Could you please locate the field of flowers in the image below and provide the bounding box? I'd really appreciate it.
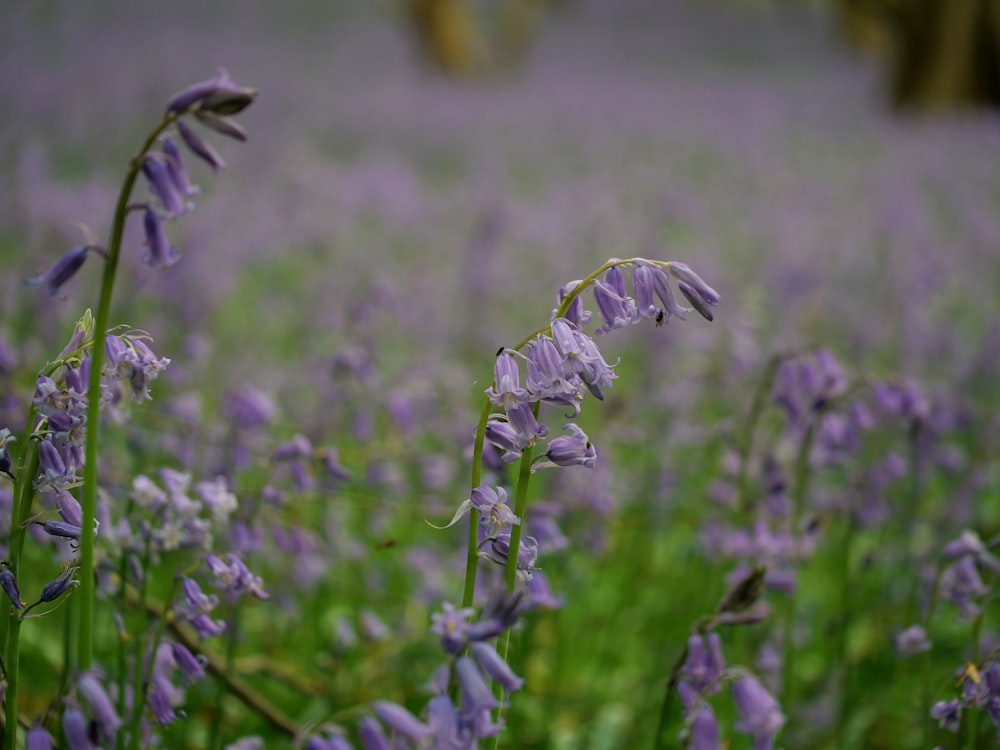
[2,1,1000,748]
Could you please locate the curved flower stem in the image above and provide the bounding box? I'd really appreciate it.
[79,113,176,671]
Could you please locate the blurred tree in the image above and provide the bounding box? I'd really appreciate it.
[839,0,1000,110]
[401,0,569,75]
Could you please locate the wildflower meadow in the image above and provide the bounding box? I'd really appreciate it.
[2,2,1000,749]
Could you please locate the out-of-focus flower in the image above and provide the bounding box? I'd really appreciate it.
[25,246,92,298]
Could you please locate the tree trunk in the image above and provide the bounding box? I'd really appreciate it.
[839,0,1000,111]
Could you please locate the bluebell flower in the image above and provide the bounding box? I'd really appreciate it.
[895,624,931,656]
[141,156,189,218]
[688,707,722,750]
[25,246,91,298]
[38,565,79,603]
[931,700,961,732]
[162,136,200,197]
[470,641,524,692]
[357,716,391,750]
[25,720,53,750]
[486,352,530,412]
[205,553,269,600]
[62,707,93,750]
[732,675,785,743]
[538,424,596,469]
[372,701,431,741]
[178,119,227,171]
[77,671,122,740]
[172,642,207,684]
[142,208,182,268]
[0,562,23,609]
[430,602,475,653]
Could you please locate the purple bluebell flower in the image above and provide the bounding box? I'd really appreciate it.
[526,570,564,609]
[62,707,94,750]
[553,280,592,327]
[77,671,122,739]
[668,262,721,305]
[195,110,248,141]
[56,490,84,528]
[677,281,715,322]
[732,675,785,741]
[895,625,931,656]
[177,577,226,640]
[357,717,391,750]
[162,136,199,196]
[484,419,528,463]
[931,700,961,732]
[639,260,688,322]
[38,565,78,603]
[166,68,251,114]
[177,119,227,171]
[470,641,524,692]
[455,656,500,713]
[205,553,269,600]
[273,433,313,461]
[593,265,638,333]
[486,533,539,579]
[196,476,239,523]
[0,428,14,479]
[26,721,54,750]
[0,562,23,609]
[148,672,179,726]
[941,555,988,620]
[426,695,475,749]
[224,384,277,429]
[525,335,584,415]
[688,707,721,750]
[35,437,76,492]
[469,485,519,536]
[172,642,207,684]
[373,701,431,741]
[41,520,82,540]
[25,246,91,298]
[631,263,659,320]
[360,609,391,641]
[142,156,189,217]
[103,335,171,403]
[142,208,182,268]
[486,352,530,413]
[431,602,476,653]
[944,530,1000,574]
[541,423,596,469]
[683,633,726,694]
[506,402,548,446]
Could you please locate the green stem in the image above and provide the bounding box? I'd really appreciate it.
[208,599,245,750]
[833,514,856,748]
[3,413,40,750]
[504,440,536,593]
[736,353,787,514]
[127,538,160,750]
[462,397,494,608]
[781,416,819,712]
[653,643,691,750]
[79,114,176,671]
